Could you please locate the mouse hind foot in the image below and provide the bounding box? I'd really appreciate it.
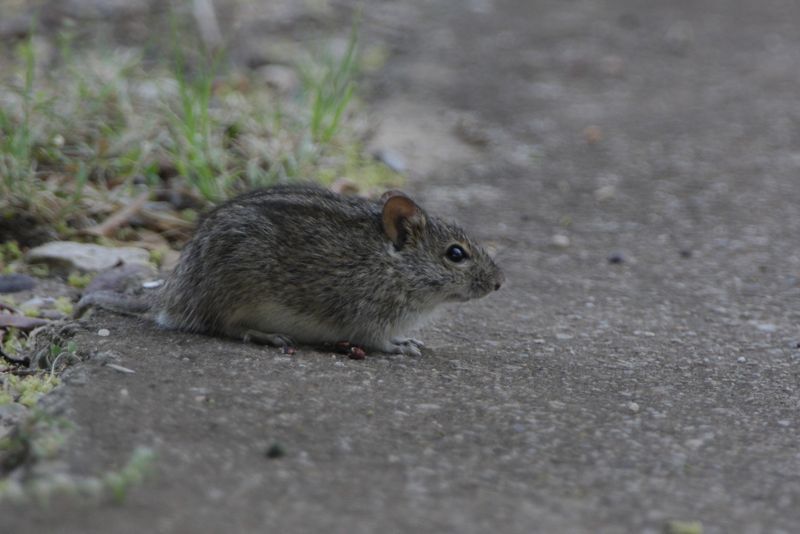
[241,329,295,349]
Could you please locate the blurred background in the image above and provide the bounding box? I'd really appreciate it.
[1,0,402,251]
[2,1,800,532]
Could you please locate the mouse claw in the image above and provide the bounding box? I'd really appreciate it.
[391,337,425,349]
[386,338,424,357]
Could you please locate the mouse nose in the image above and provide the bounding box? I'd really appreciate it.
[493,270,505,291]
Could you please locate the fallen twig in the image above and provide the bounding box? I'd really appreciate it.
[84,191,150,237]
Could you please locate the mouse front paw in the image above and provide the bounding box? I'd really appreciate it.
[385,337,425,357]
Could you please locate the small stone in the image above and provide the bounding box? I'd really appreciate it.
[551,234,570,248]
[20,296,49,310]
[777,420,791,428]
[555,333,574,341]
[97,329,111,337]
[627,401,640,413]
[0,314,49,331]
[737,356,746,363]
[373,148,407,173]
[26,241,150,273]
[594,185,616,201]
[583,125,603,144]
[755,323,777,333]
[265,442,286,459]
[684,438,704,450]
[679,249,692,259]
[607,252,625,264]
[0,274,36,294]
[85,263,156,294]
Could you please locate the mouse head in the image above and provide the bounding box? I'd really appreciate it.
[381,190,505,303]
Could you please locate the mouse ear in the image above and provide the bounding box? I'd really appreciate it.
[381,190,427,249]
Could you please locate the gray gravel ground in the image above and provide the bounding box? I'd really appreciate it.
[3,0,800,533]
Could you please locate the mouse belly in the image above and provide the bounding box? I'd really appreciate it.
[222,301,363,346]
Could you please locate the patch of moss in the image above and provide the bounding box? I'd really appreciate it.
[665,520,704,534]
[148,248,165,268]
[67,271,93,289]
[53,297,73,316]
[103,447,156,503]
[21,306,39,317]
[0,390,14,406]
[2,326,23,356]
[28,264,49,278]
[2,374,60,408]
[0,241,23,272]
[317,141,404,190]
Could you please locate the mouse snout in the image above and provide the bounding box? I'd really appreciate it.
[493,269,506,291]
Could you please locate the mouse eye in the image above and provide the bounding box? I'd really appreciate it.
[445,244,468,263]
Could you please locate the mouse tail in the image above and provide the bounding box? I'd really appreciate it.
[74,290,151,319]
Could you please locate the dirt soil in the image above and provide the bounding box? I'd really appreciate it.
[3,0,800,532]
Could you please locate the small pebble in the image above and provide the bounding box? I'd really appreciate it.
[737,356,746,363]
[265,443,286,459]
[0,273,36,294]
[627,401,640,413]
[551,234,570,248]
[594,185,616,202]
[39,310,65,320]
[583,125,603,144]
[679,249,692,259]
[97,328,110,337]
[607,252,625,264]
[26,241,150,273]
[373,148,407,173]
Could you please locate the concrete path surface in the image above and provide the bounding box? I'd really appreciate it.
[3,1,800,532]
